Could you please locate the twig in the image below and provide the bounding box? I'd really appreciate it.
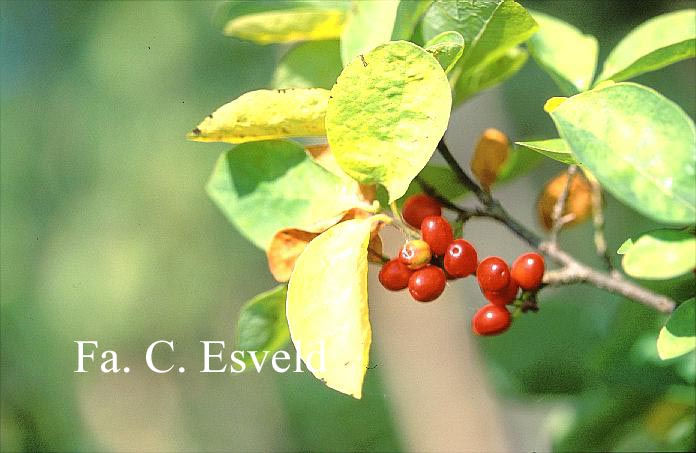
[436,139,541,247]
[415,176,466,214]
[437,139,492,204]
[586,170,615,272]
[433,138,676,314]
[549,165,578,244]
[539,243,675,313]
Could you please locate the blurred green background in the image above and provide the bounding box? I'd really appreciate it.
[1,1,694,452]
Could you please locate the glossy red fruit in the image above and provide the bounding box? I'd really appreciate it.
[402,194,442,229]
[408,265,446,302]
[379,259,413,291]
[476,256,510,292]
[511,252,545,291]
[472,304,511,336]
[483,278,519,306]
[420,216,454,256]
[444,239,478,278]
[399,239,432,270]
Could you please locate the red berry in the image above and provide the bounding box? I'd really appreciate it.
[420,216,454,256]
[399,239,432,270]
[408,265,446,302]
[472,304,511,336]
[444,239,478,278]
[483,278,519,306]
[379,259,413,291]
[511,252,545,291]
[402,194,442,229]
[476,256,510,292]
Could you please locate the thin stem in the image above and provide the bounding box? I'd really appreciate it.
[389,201,419,240]
[586,170,614,271]
[549,165,577,244]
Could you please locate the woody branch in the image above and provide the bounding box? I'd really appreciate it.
[426,139,676,314]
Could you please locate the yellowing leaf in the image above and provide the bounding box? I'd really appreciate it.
[188,89,329,144]
[527,10,598,94]
[223,8,345,45]
[597,9,696,83]
[326,41,452,203]
[470,128,510,191]
[286,217,380,398]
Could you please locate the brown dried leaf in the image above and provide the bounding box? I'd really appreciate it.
[267,208,383,282]
[267,229,321,282]
[470,128,510,191]
[537,170,593,231]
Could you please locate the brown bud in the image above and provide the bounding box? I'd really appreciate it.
[470,128,510,191]
[537,171,592,231]
[266,208,383,282]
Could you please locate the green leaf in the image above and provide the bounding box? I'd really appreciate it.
[515,138,578,165]
[407,165,470,203]
[549,82,696,224]
[453,46,528,104]
[326,41,451,203]
[496,144,544,182]
[272,40,343,89]
[207,140,373,249]
[620,230,696,280]
[223,8,346,44]
[425,31,465,73]
[527,10,598,94]
[658,298,696,360]
[421,0,538,73]
[391,0,434,41]
[237,285,290,364]
[287,217,378,398]
[340,0,432,64]
[187,88,329,144]
[597,9,696,83]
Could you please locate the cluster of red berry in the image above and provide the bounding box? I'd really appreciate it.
[378,194,545,336]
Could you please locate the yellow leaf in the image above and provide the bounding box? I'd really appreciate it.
[286,217,381,398]
[224,9,345,45]
[187,88,329,144]
[470,128,510,191]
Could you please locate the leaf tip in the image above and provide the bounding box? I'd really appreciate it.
[544,97,568,113]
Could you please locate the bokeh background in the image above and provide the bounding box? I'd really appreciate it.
[1,1,694,451]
